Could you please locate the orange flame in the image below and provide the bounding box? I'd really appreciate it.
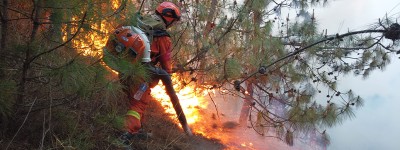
[150,75,262,150]
[70,19,110,56]
[63,1,257,148]
[150,74,209,125]
[150,75,247,148]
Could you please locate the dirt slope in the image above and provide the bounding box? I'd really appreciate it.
[109,98,225,150]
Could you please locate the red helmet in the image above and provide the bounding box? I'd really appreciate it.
[155,2,181,28]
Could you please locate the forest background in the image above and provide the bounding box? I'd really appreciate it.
[1,0,400,149]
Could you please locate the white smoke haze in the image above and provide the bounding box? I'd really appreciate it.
[314,0,400,150]
[202,85,327,150]
[197,0,400,150]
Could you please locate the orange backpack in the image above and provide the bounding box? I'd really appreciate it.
[104,26,151,63]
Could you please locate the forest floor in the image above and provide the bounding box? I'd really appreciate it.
[0,94,304,150]
[108,98,225,150]
[0,97,224,150]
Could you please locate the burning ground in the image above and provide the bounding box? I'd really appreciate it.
[109,95,226,150]
[123,75,309,150]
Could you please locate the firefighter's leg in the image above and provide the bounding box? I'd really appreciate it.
[124,83,153,132]
[125,109,142,134]
[119,109,142,145]
[121,107,146,144]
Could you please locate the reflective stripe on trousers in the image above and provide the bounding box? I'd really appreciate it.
[126,110,141,120]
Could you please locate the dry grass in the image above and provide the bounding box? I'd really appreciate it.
[0,91,224,150]
[103,98,225,150]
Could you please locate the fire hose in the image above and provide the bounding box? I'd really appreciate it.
[147,65,193,136]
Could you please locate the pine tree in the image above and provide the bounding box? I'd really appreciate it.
[1,0,399,148]
[0,0,144,148]
[168,0,399,146]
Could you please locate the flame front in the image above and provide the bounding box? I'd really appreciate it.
[150,74,209,125]
[150,76,259,149]
[62,1,253,148]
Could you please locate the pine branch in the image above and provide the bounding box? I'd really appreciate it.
[273,30,385,69]
[320,36,384,51]
[237,29,387,84]
[182,0,252,67]
[6,98,37,150]
[207,91,220,120]
[0,3,30,18]
[28,12,87,64]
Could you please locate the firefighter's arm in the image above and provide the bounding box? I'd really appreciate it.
[158,36,173,74]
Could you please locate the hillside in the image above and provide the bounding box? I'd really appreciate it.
[0,96,224,150]
[110,98,225,150]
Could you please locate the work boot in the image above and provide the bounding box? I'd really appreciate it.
[119,130,151,143]
[119,132,134,145]
[132,129,152,140]
[113,132,134,150]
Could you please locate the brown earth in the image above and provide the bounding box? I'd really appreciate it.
[108,98,225,150]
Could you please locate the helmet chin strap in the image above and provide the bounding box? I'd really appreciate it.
[165,20,177,29]
[139,0,146,12]
[155,11,174,28]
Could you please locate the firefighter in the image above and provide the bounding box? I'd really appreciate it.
[112,1,189,144]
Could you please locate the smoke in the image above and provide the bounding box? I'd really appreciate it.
[200,86,325,150]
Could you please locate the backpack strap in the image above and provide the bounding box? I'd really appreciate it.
[153,29,170,37]
[136,14,169,38]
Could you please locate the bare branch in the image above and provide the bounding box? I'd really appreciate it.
[237,29,386,84]
[0,3,30,18]
[6,98,37,150]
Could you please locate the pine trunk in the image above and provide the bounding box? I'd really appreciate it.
[0,0,8,57]
[16,1,40,107]
[239,81,253,124]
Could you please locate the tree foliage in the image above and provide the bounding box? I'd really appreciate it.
[168,0,399,146]
[0,0,140,148]
[1,0,399,148]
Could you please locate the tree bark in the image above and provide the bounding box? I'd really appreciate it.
[16,0,40,106]
[239,1,262,124]
[1,0,8,59]
[239,81,254,124]
[202,0,217,36]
